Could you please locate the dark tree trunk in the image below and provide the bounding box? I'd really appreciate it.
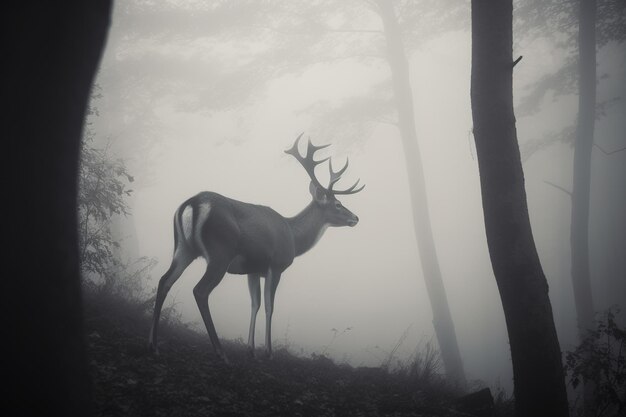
[376,0,467,389]
[571,0,596,350]
[6,2,111,416]
[470,1,569,416]
[572,1,597,413]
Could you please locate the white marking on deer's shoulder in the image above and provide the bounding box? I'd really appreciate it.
[195,202,212,259]
[181,205,194,242]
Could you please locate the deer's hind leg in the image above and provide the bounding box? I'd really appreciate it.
[193,254,232,362]
[149,248,193,354]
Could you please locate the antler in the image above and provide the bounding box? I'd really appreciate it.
[328,158,365,195]
[284,133,330,192]
[285,133,365,196]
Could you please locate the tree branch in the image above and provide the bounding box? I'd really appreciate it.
[305,52,384,66]
[327,28,383,34]
[256,25,313,36]
[374,116,398,126]
[593,143,626,156]
[258,25,382,36]
[543,180,572,197]
[468,129,475,160]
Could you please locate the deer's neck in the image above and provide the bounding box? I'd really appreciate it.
[287,202,329,257]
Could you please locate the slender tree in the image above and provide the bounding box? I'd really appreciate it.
[571,0,596,351]
[470,0,569,415]
[375,0,466,388]
[517,0,624,328]
[6,2,112,416]
[571,1,598,413]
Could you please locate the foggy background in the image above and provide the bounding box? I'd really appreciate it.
[84,0,626,393]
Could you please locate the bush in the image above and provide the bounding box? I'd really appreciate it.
[78,118,158,307]
[78,134,133,281]
[565,308,625,417]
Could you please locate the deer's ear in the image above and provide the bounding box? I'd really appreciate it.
[309,182,328,203]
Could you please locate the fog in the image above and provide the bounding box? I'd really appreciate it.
[85,0,625,394]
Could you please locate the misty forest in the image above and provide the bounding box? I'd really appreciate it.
[8,1,625,417]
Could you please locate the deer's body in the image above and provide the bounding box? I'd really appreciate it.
[148,134,363,361]
[177,192,297,275]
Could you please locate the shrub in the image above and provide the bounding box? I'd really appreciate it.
[565,308,625,417]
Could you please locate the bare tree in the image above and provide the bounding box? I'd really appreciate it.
[572,1,598,413]
[470,0,569,415]
[518,2,625,410]
[375,0,466,389]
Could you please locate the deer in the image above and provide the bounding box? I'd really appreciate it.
[148,133,364,362]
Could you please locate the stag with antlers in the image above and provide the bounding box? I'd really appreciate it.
[148,133,364,362]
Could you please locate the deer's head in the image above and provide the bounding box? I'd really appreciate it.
[285,133,364,228]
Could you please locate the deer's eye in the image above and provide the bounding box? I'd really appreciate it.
[334,201,342,209]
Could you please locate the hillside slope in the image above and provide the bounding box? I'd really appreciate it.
[84,293,500,417]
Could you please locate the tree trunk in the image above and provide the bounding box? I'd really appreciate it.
[572,0,596,343]
[470,1,569,416]
[6,2,111,416]
[376,0,467,389]
[572,1,597,413]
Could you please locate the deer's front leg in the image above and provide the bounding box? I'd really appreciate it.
[247,274,261,358]
[264,268,282,359]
